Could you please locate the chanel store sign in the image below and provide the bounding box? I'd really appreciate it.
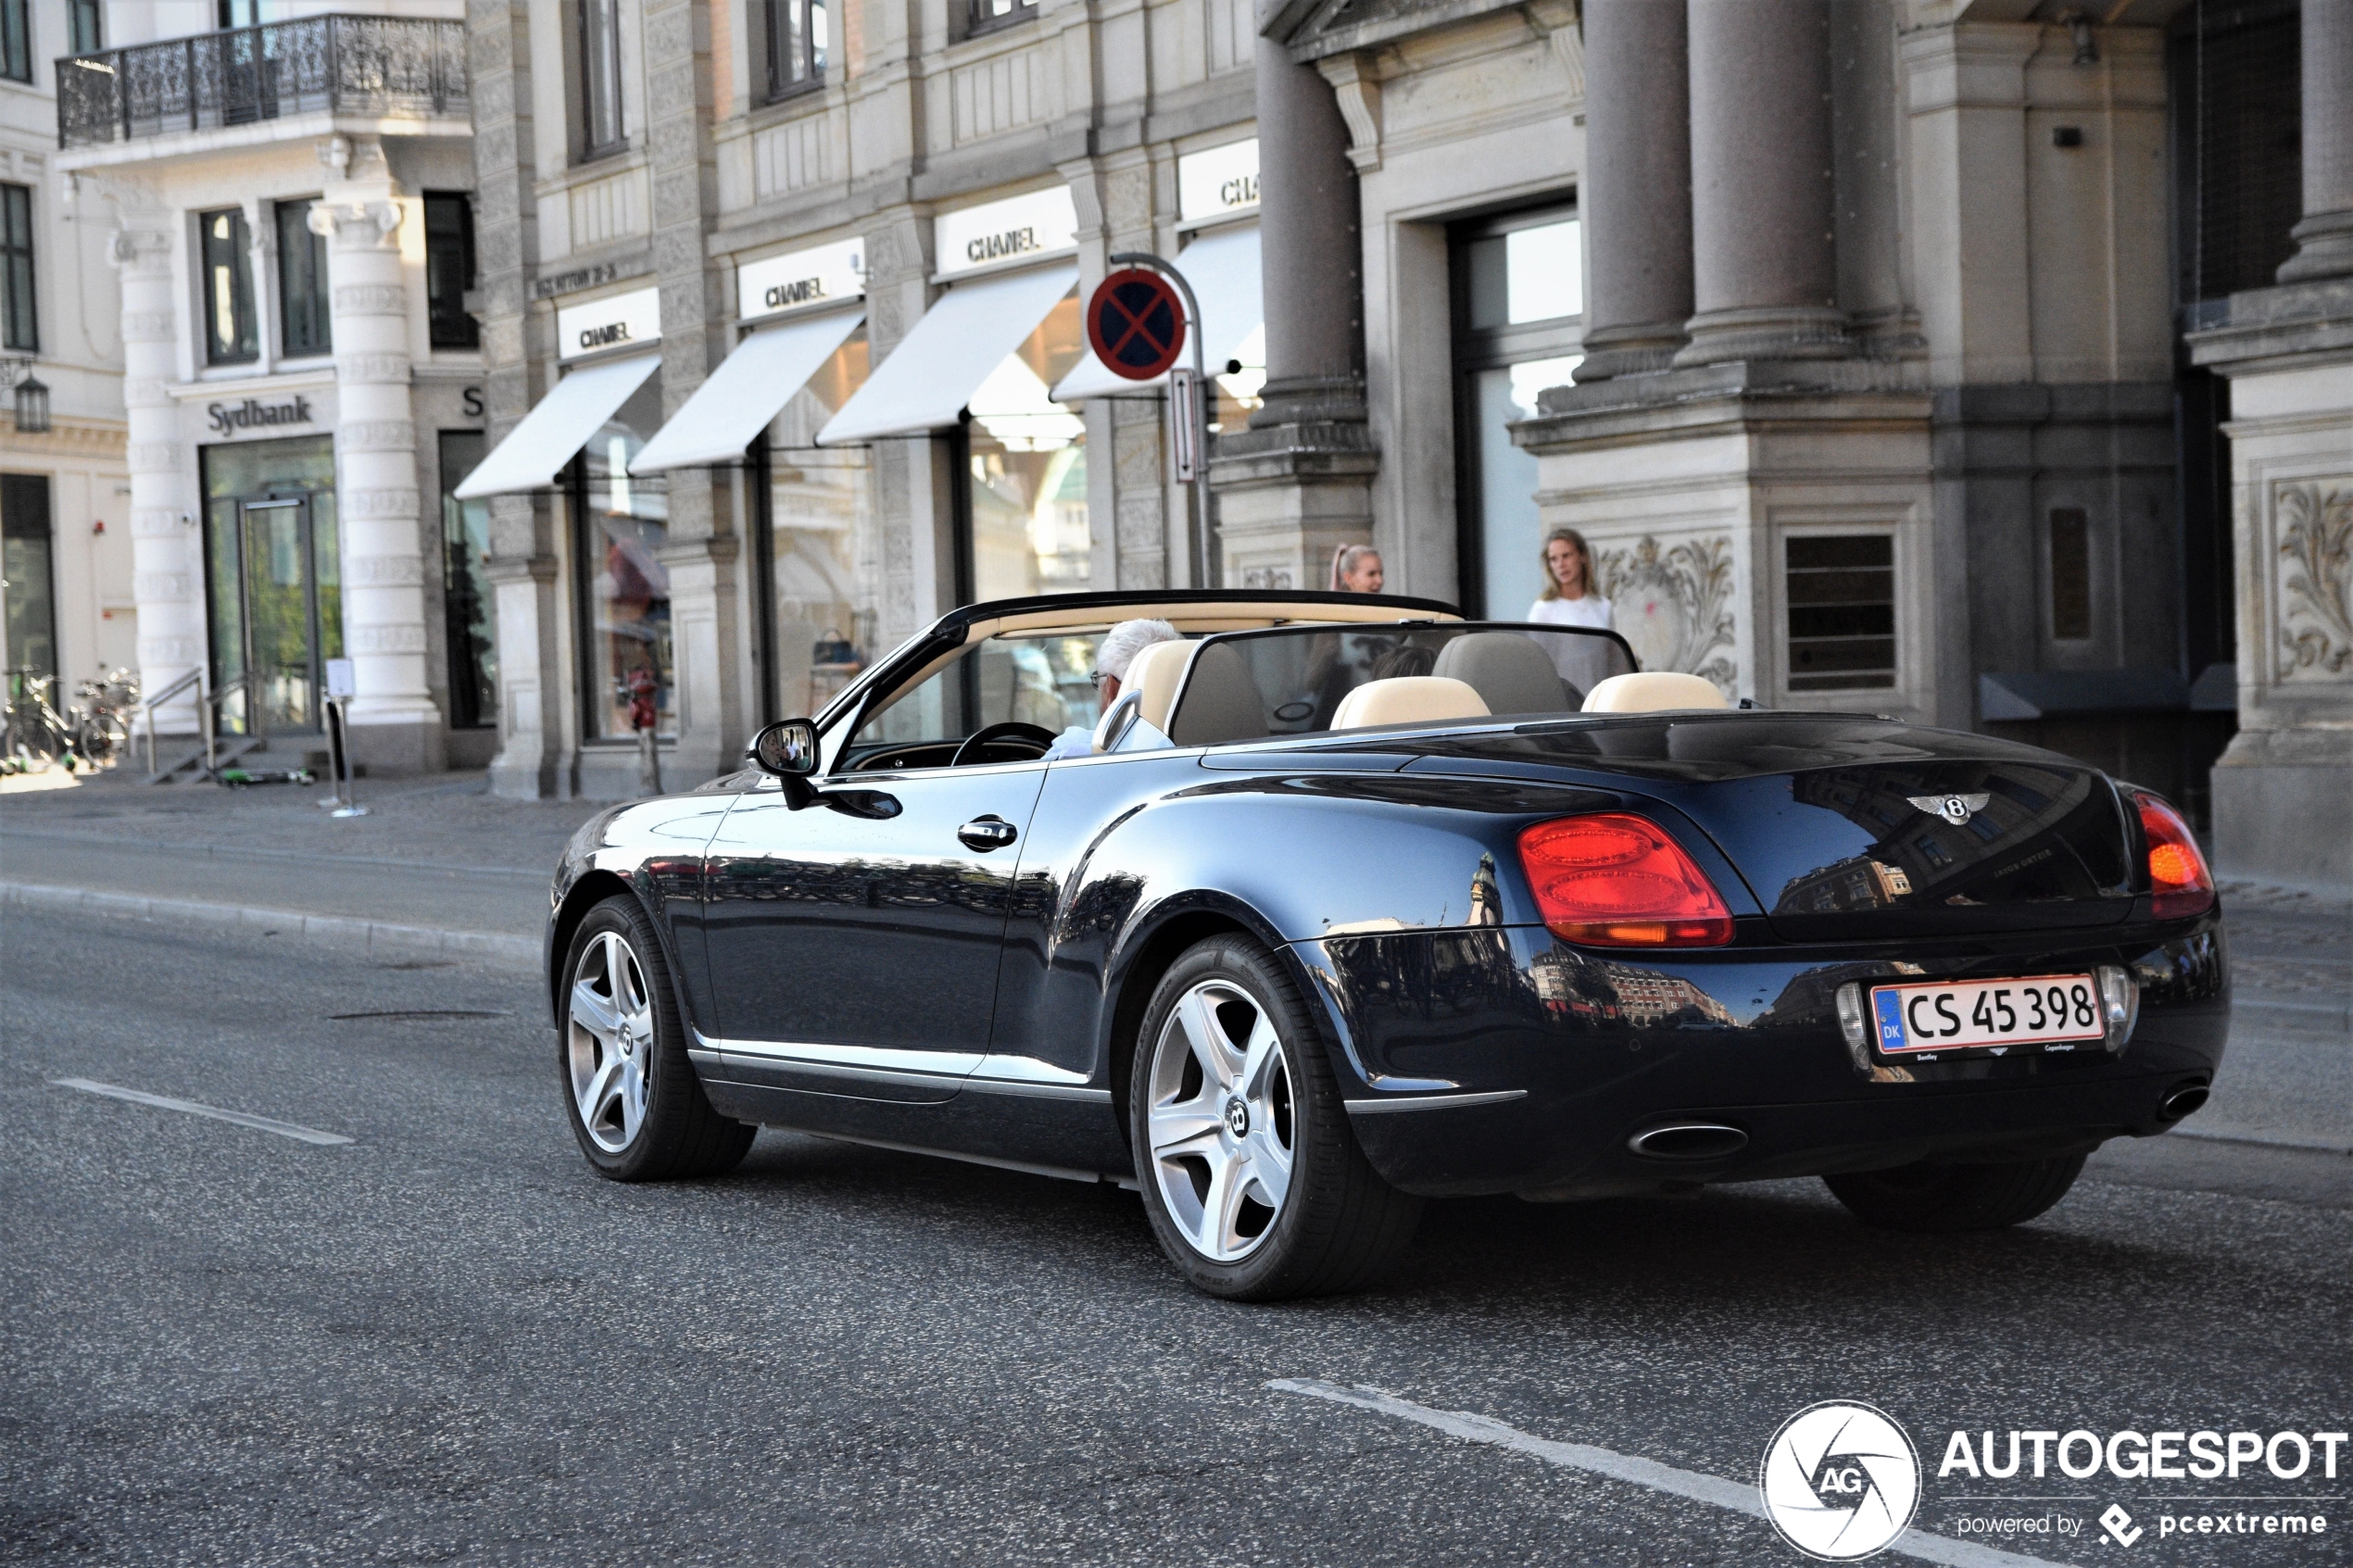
[556,285,663,361]
[1177,139,1260,224]
[738,239,865,321]
[934,187,1078,280]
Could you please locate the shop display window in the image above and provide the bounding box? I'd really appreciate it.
[573,371,673,740]
[966,291,1089,602]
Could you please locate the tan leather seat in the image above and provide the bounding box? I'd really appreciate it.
[1432,631,1577,715]
[1167,640,1269,746]
[1103,636,1193,747]
[1330,675,1491,731]
[1579,671,1730,713]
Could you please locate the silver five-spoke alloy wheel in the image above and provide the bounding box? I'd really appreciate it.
[1146,978,1296,1262]
[568,930,654,1154]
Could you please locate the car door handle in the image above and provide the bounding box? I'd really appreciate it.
[958,815,1019,851]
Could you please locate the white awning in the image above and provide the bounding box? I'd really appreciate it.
[1050,224,1262,402]
[817,263,1078,445]
[453,353,661,499]
[629,308,864,474]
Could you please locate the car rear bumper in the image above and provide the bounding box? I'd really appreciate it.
[1292,917,2228,1198]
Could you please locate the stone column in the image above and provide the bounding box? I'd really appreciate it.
[111,205,203,739]
[1573,0,1693,383]
[1207,0,1377,591]
[315,137,445,772]
[1674,0,1851,366]
[2278,0,2353,282]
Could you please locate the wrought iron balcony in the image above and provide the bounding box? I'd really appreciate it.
[57,15,468,151]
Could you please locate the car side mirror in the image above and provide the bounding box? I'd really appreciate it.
[748,719,822,807]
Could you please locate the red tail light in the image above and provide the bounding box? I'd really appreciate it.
[1517,813,1734,947]
[2133,791,2214,920]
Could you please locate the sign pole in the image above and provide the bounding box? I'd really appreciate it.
[1106,251,1214,590]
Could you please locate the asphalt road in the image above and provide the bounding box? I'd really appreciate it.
[5,910,2348,1567]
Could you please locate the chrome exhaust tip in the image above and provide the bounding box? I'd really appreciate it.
[1627,1122,1749,1161]
[2158,1081,2210,1123]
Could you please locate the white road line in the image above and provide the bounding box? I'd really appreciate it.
[1265,1379,2077,1568]
[51,1078,355,1147]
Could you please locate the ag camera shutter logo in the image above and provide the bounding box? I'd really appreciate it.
[1760,1401,1922,1560]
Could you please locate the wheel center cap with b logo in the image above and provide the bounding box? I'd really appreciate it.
[1224,1098,1250,1138]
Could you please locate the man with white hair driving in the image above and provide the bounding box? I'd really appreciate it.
[1041,618,1179,759]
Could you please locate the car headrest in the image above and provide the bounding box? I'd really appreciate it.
[1330,675,1492,732]
[1580,671,1730,713]
[1121,637,1193,737]
[1432,632,1576,716]
[1167,640,1269,746]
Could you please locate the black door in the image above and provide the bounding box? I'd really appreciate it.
[699,761,1048,1103]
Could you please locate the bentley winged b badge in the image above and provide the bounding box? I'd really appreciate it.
[1908,792,1992,825]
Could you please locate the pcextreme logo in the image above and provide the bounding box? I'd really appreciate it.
[1760,1401,1922,1561]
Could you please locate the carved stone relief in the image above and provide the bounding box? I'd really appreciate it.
[1591,533,1738,696]
[2273,482,2353,681]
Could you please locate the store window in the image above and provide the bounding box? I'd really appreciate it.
[275,199,332,358]
[2,473,56,687]
[0,184,33,353]
[0,0,28,83]
[1785,534,1895,692]
[757,328,875,723]
[571,370,672,741]
[440,431,498,729]
[67,0,100,52]
[201,208,258,366]
[965,292,1088,602]
[762,0,826,101]
[578,0,626,159]
[1451,205,1583,617]
[424,193,480,350]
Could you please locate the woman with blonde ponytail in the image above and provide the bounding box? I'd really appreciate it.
[1328,543,1384,593]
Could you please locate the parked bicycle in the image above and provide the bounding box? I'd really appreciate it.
[72,668,139,767]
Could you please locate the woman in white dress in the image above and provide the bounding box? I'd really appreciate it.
[1523,527,1616,693]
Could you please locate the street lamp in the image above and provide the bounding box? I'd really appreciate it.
[1,358,47,434]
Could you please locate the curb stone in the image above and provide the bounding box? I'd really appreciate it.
[1,881,539,973]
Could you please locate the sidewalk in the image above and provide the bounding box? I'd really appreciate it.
[2,768,2345,1150]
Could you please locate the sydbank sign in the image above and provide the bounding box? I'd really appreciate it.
[738,239,865,321]
[556,285,662,362]
[934,187,1078,280]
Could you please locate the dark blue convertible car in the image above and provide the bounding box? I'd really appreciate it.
[547,591,2226,1299]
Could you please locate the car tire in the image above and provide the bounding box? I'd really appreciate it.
[1822,1153,2087,1233]
[1130,935,1421,1300]
[560,894,754,1182]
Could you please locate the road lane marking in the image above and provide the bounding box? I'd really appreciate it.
[1265,1379,2077,1568]
[50,1078,355,1147]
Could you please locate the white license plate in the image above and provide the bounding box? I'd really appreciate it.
[1869,973,2106,1056]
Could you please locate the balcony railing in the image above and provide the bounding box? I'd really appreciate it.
[57,15,468,150]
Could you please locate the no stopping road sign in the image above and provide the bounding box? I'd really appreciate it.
[1087,268,1188,381]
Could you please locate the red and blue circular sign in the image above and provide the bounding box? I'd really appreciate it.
[1086,268,1188,381]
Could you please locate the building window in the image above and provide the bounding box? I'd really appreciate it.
[2,473,56,689]
[2048,508,2092,641]
[424,193,480,349]
[0,184,34,353]
[275,199,332,358]
[439,431,498,729]
[579,0,626,158]
[754,327,874,723]
[201,208,258,366]
[964,292,1089,602]
[0,0,29,83]
[67,0,100,53]
[763,0,827,100]
[964,0,1035,35]
[1451,203,1583,617]
[571,370,673,740]
[1785,534,1896,692]
[216,2,281,25]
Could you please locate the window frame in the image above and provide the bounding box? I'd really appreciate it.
[1448,198,1584,620]
[761,0,827,104]
[66,0,99,52]
[423,192,481,350]
[0,0,29,85]
[960,0,1037,41]
[199,207,260,367]
[274,197,333,359]
[0,183,35,354]
[1780,529,1900,696]
[577,0,628,162]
